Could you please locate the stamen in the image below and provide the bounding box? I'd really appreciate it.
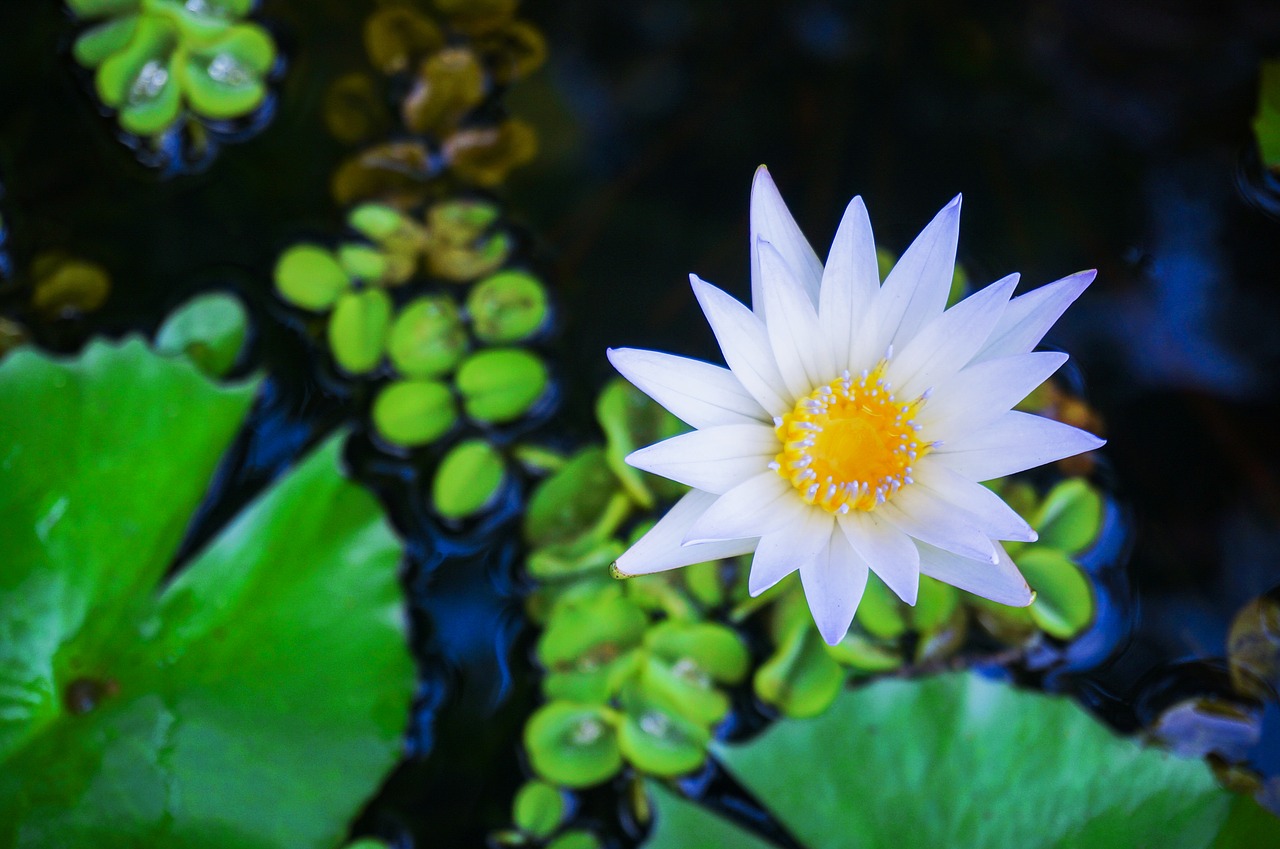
[771,363,932,514]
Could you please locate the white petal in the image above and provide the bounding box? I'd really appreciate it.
[917,540,1032,606]
[607,348,766,429]
[626,423,777,494]
[799,529,870,645]
[690,275,791,416]
[917,351,1068,439]
[886,274,1018,400]
[932,411,1105,481]
[684,470,806,544]
[973,270,1096,364]
[837,511,920,605]
[913,463,1036,542]
[872,195,962,355]
[748,508,835,596]
[819,196,878,370]
[614,490,759,576]
[758,239,830,399]
[750,165,823,315]
[879,484,998,563]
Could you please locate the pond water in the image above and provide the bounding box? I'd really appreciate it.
[3,1,1280,846]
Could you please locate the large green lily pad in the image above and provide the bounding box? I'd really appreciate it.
[642,673,1278,849]
[0,338,415,848]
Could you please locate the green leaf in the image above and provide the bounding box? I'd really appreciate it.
[328,289,393,375]
[73,16,141,68]
[538,594,647,704]
[1032,478,1104,555]
[147,0,253,42]
[643,673,1267,849]
[387,296,469,379]
[68,0,140,20]
[524,447,623,548]
[596,378,687,508]
[154,291,249,376]
[1018,546,1095,639]
[338,243,391,284]
[617,681,710,778]
[645,621,749,685]
[852,572,906,639]
[432,439,505,519]
[274,244,351,311]
[456,347,549,423]
[371,379,457,447]
[753,621,845,719]
[643,783,782,849]
[513,780,566,840]
[177,24,275,120]
[1254,59,1280,170]
[96,16,182,136]
[528,536,626,582]
[524,702,622,789]
[546,831,603,849]
[467,269,549,344]
[0,338,414,847]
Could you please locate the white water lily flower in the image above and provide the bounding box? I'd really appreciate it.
[607,166,1105,645]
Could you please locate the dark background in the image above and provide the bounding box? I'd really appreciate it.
[4,0,1280,844]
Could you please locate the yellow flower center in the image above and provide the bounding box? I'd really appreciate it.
[771,364,932,513]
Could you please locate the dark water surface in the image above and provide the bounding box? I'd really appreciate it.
[5,1,1280,846]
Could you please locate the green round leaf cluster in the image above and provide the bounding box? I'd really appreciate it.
[514,377,1115,849]
[70,0,278,137]
[525,586,748,787]
[271,203,552,528]
[517,387,752,790]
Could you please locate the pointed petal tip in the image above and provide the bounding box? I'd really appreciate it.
[817,619,847,646]
[752,164,777,193]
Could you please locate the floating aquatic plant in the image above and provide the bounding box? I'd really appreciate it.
[327,0,542,204]
[274,199,552,519]
[0,333,414,846]
[67,0,279,157]
[642,673,1278,849]
[608,166,1104,644]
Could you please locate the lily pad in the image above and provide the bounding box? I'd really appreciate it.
[0,338,414,847]
[642,673,1276,849]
